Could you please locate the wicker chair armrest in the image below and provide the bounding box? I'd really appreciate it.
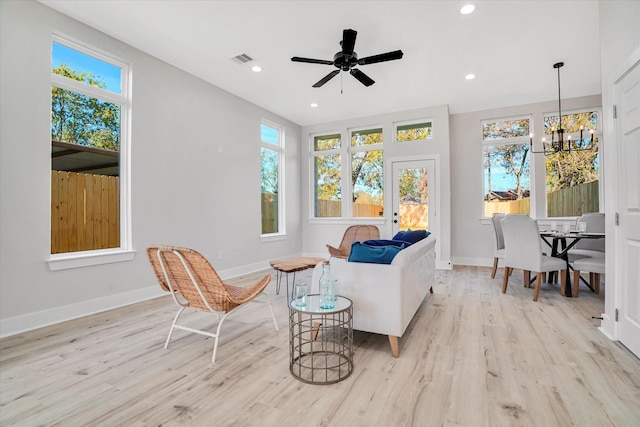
[326,244,349,259]
[224,274,271,305]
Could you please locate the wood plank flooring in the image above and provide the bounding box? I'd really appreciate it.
[1,266,639,426]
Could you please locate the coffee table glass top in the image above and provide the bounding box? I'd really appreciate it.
[289,294,352,313]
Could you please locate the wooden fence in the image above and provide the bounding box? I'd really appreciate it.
[313,199,426,228]
[51,170,119,254]
[485,198,531,216]
[484,180,598,217]
[261,193,278,234]
[547,180,599,217]
[314,199,384,218]
[399,204,429,229]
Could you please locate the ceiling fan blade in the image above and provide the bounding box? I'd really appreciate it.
[291,56,334,65]
[341,29,357,56]
[358,50,404,65]
[313,69,340,88]
[350,68,375,87]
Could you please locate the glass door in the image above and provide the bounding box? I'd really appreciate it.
[391,160,435,237]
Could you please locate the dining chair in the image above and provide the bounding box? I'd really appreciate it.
[501,214,567,301]
[569,213,605,260]
[490,213,505,278]
[572,257,605,297]
[326,225,380,259]
[147,245,279,363]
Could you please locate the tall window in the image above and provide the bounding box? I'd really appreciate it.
[544,111,600,217]
[261,121,284,235]
[313,133,341,217]
[351,128,383,217]
[51,37,129,254]
[482,117,531,217]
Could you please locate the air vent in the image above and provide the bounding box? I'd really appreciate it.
[231,53,253,64]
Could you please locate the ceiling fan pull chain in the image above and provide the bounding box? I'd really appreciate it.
[341,71,343,94]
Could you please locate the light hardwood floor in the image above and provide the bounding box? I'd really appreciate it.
[1,266,639,426]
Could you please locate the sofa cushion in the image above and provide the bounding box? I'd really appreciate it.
[363,239,412,247]
[392,229,430,244]
[348,242,405,264]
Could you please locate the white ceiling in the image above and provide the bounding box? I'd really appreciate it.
[39,0,602,126]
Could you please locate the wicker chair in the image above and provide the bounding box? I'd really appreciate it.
[326,225,380,259]
[147,245,278,363]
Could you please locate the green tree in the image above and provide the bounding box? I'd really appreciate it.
[351,130,383,203]
[398,168,428,203]
[544,112,599,191]
[494,144,530,199]
[261,148,278,194]
[51,64,120,151]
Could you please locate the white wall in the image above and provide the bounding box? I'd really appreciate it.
[450,95,602,267]
[0,0,302,337]
[301,105,452,269]
[598,0,640,338]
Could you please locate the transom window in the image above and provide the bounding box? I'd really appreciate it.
[51,37,129,255]
[482,116,531,217]
[395,120,433,142]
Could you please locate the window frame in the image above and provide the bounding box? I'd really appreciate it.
[310,131,343,219]
[260,119,286,239]
[541,108,603,218]
[348,125,384,218]
[480,115,533,218]
[310,126,386,221]
[48,34,133,270]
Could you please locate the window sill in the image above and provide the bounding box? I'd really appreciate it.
[260,233,287,243]
[48,248,136,271]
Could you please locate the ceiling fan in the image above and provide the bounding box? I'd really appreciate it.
[291,29,403,88]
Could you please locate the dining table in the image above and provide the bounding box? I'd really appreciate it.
[539,230,605,297]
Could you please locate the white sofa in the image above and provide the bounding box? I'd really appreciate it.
[311,234,436,357]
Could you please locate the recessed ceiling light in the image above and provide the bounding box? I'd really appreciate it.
[465,73,476,80]
[251,65,262,72]
[460,4,475,15]
[310,103,318,108]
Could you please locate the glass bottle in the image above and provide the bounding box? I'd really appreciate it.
[318,260,336,309]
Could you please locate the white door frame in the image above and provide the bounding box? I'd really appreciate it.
[600,45,640,357]
[387,155,444,268]
[613,50,640,357]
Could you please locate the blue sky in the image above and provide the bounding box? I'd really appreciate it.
[261,124,279,144]
[52,42,121,93]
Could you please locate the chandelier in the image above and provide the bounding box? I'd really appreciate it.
[530,62,596,155]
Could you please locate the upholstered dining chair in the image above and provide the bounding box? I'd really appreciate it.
[326,225,380,259]
[147,245,279,363]
[501,215,567,301]
[569,212,605,260]
[572,257,605,297]
[490,213,505,278]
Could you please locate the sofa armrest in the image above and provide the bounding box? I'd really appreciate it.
[311,260,404,336]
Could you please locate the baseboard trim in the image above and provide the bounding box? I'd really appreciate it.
[0,285,164,339]
[0,256,298,339]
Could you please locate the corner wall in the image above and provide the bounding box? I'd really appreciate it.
[0,0,302,337]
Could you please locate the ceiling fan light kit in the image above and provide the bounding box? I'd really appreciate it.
[291,28,403,88]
